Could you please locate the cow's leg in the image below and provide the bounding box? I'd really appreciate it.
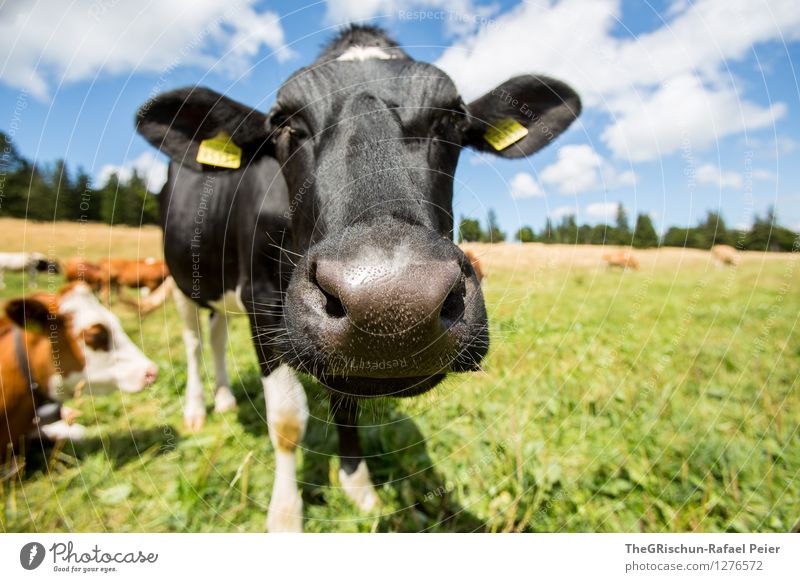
[172,287,206,431]
[263,364,308,532]
[28,264,38,288]
[0,268,5,290]
[208,312,236,413]
[332,394,380,511]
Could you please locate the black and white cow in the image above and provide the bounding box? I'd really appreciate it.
[135,25,580,531]
[0,252,60,289]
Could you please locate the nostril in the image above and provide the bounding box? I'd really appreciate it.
[310,261,346,319]
[439,276,466,327]
[144,366,158,384]
[322,288,346,318]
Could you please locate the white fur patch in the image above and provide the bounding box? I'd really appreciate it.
[47,371,86,401]
[337,45,397,62]
[207,287,247,315]
[263,365,309,533]
[339,460,380,512]
[39,420,87,442]
[60,282,156,394]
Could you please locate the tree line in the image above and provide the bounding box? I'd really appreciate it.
[2,131,796,251]
[459,204,798,252]
[0,132,159,225]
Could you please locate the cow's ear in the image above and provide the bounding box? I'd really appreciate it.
[135,87,271,171]
[465,75,581,158]
[4,297,53,334]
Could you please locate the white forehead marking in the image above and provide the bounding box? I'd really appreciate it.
[337,45,398,62]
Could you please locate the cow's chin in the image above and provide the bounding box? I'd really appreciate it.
[322,374,447,398]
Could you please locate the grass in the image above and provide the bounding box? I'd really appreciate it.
[1,221,799,532]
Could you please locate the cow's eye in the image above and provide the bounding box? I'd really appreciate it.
[269,109,309,142]
[82,323,111,351]
[433,104,469,142]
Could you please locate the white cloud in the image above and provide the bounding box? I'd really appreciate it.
[509,172,544,198]
[585,201,619,221]
[602,75,786,162]
[435,0,799,161]
[539,144,635,195]
[752,169,776,181]
[97,151,168,193]
[695,163,744,189]
[550,205,578,220]
[0,1,295,99]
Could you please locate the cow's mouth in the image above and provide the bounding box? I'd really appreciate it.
[322,374,447,398]
[277,222,489,398]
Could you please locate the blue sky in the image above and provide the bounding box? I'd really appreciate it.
[2,0,799,235]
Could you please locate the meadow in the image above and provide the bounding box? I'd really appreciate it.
[1,219,798,532]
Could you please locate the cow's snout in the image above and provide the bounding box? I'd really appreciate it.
[312,256,466,339]
[143,364,158,387]
[281,224,489,396]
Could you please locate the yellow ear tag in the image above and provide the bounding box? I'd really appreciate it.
[483,117,529,151]
[196,131,242,169]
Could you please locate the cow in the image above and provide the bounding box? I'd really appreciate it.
[0,252,60,290]
[99,257,170,306]
[603,251,639,270]
[64,257,104,290]
[711,244,738,266]
[66,257,170,306]
[135,24,580,531]
[1,282,158,463]
[113,258,170,292]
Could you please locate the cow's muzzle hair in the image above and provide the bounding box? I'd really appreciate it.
[279,221,488,397]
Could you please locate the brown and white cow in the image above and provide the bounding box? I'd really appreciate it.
[66,257,170,307]
[1,282,158,461]
[64,257,104,290]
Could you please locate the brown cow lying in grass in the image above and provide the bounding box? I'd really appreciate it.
[0,283,158,465]
[712,244,739,266]
[602,251,639,270]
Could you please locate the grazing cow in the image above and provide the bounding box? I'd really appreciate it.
[0,252,60,290]
[64,257,104,290]
[114,258,170,292]
[66,257,170,305]
[0,283,158,462]
[711,244,738,266]
[135,25,580,531]
[461,248,484,282]
[603,251,639,270]
[100,258,170,306]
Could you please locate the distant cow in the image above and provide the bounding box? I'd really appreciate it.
[66,257,170,305]
[64,257,104,290]
[135,24,580,531]
[0,283,158,462]
[113,258,169,292]
[712,244,738,266]
[462,248,484,282]
[603,251,639,270]
[0,252,60,289]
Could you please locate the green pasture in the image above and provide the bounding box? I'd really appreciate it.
[1,249,799,532]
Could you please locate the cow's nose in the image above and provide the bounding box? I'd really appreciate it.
[143,365,158,387]
[312,257,465,340]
